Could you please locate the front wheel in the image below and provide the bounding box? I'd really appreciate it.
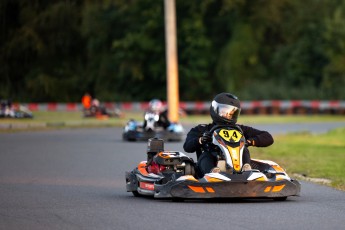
[132,191,142,197]
[273,196,287,201]
[172,197,184,202]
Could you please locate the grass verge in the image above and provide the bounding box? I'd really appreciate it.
[251,127,345,191]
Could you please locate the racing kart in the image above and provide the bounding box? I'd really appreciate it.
[0,100,33,119]
[125,125,301,201]
[83,104,122,118]
[122,112,184,142]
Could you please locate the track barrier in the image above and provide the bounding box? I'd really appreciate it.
[17,101,345,115]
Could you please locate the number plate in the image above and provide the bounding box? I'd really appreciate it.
[218,129,242,142]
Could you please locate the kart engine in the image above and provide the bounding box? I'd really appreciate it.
[147,137,164,163]
[146,138,195,176]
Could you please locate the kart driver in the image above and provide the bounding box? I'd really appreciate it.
[143,99,171,130]
[183,92,274,178]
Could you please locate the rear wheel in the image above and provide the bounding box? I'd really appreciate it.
[184,162,195,176]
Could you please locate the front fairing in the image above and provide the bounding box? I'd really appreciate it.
[212,127,246,173]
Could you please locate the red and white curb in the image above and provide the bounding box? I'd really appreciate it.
[16,100,345,114]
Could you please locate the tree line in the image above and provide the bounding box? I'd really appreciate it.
[1,0,344,102]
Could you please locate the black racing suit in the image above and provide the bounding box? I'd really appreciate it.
[156,110,170,129]
[183,123,274,177]
[143,109,171,130]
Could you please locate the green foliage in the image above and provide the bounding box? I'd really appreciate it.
[0,0,85,101]
[177,1,214,100]
[1,0,345,102]
[82,0,166,101]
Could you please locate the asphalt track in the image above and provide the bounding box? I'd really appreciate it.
[1,123,345,230]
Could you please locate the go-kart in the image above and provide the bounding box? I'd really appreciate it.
[122,112,184,142]
[0,100,33,119]
[83,105,122,118]
[125,125,301,201]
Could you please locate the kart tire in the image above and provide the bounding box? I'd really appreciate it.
[184,162,195,176]
[123,133,136,142]
[172,197,184,202]
[273,196,287,201]
[132,191,142,197]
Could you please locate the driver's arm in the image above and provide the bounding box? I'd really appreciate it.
[183,125,208,153]
[240,125,274,147]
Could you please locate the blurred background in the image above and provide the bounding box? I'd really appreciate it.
[1,0,345,103]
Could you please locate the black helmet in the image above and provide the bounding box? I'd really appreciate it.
[148,99,163,112]
[210,92,241,125]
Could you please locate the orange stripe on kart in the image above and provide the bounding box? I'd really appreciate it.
[158,152,169,158]
[272,184,286,192]
[264,186,272,192]
[272,165,285,173]
[188,186,216,193]
[204,175,223,182]
[264,185,286,193]
[188,186,205,193]
[205,187,215,193]
[138,161,149,176]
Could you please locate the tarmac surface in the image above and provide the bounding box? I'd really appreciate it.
[1,124,345,230]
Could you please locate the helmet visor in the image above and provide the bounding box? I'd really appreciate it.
[211,101,240,122]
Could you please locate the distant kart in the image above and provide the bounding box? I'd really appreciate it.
[122,112,184,142]
[0,100,33,119]
[122,120,184,142]
[83,105,122,118]
[14,105,34,118]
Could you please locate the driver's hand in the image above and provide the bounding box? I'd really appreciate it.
[199,132,212,145]
[246,138,256,146]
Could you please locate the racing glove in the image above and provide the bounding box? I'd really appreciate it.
[199,132,212,145]
[246,138,256,147]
